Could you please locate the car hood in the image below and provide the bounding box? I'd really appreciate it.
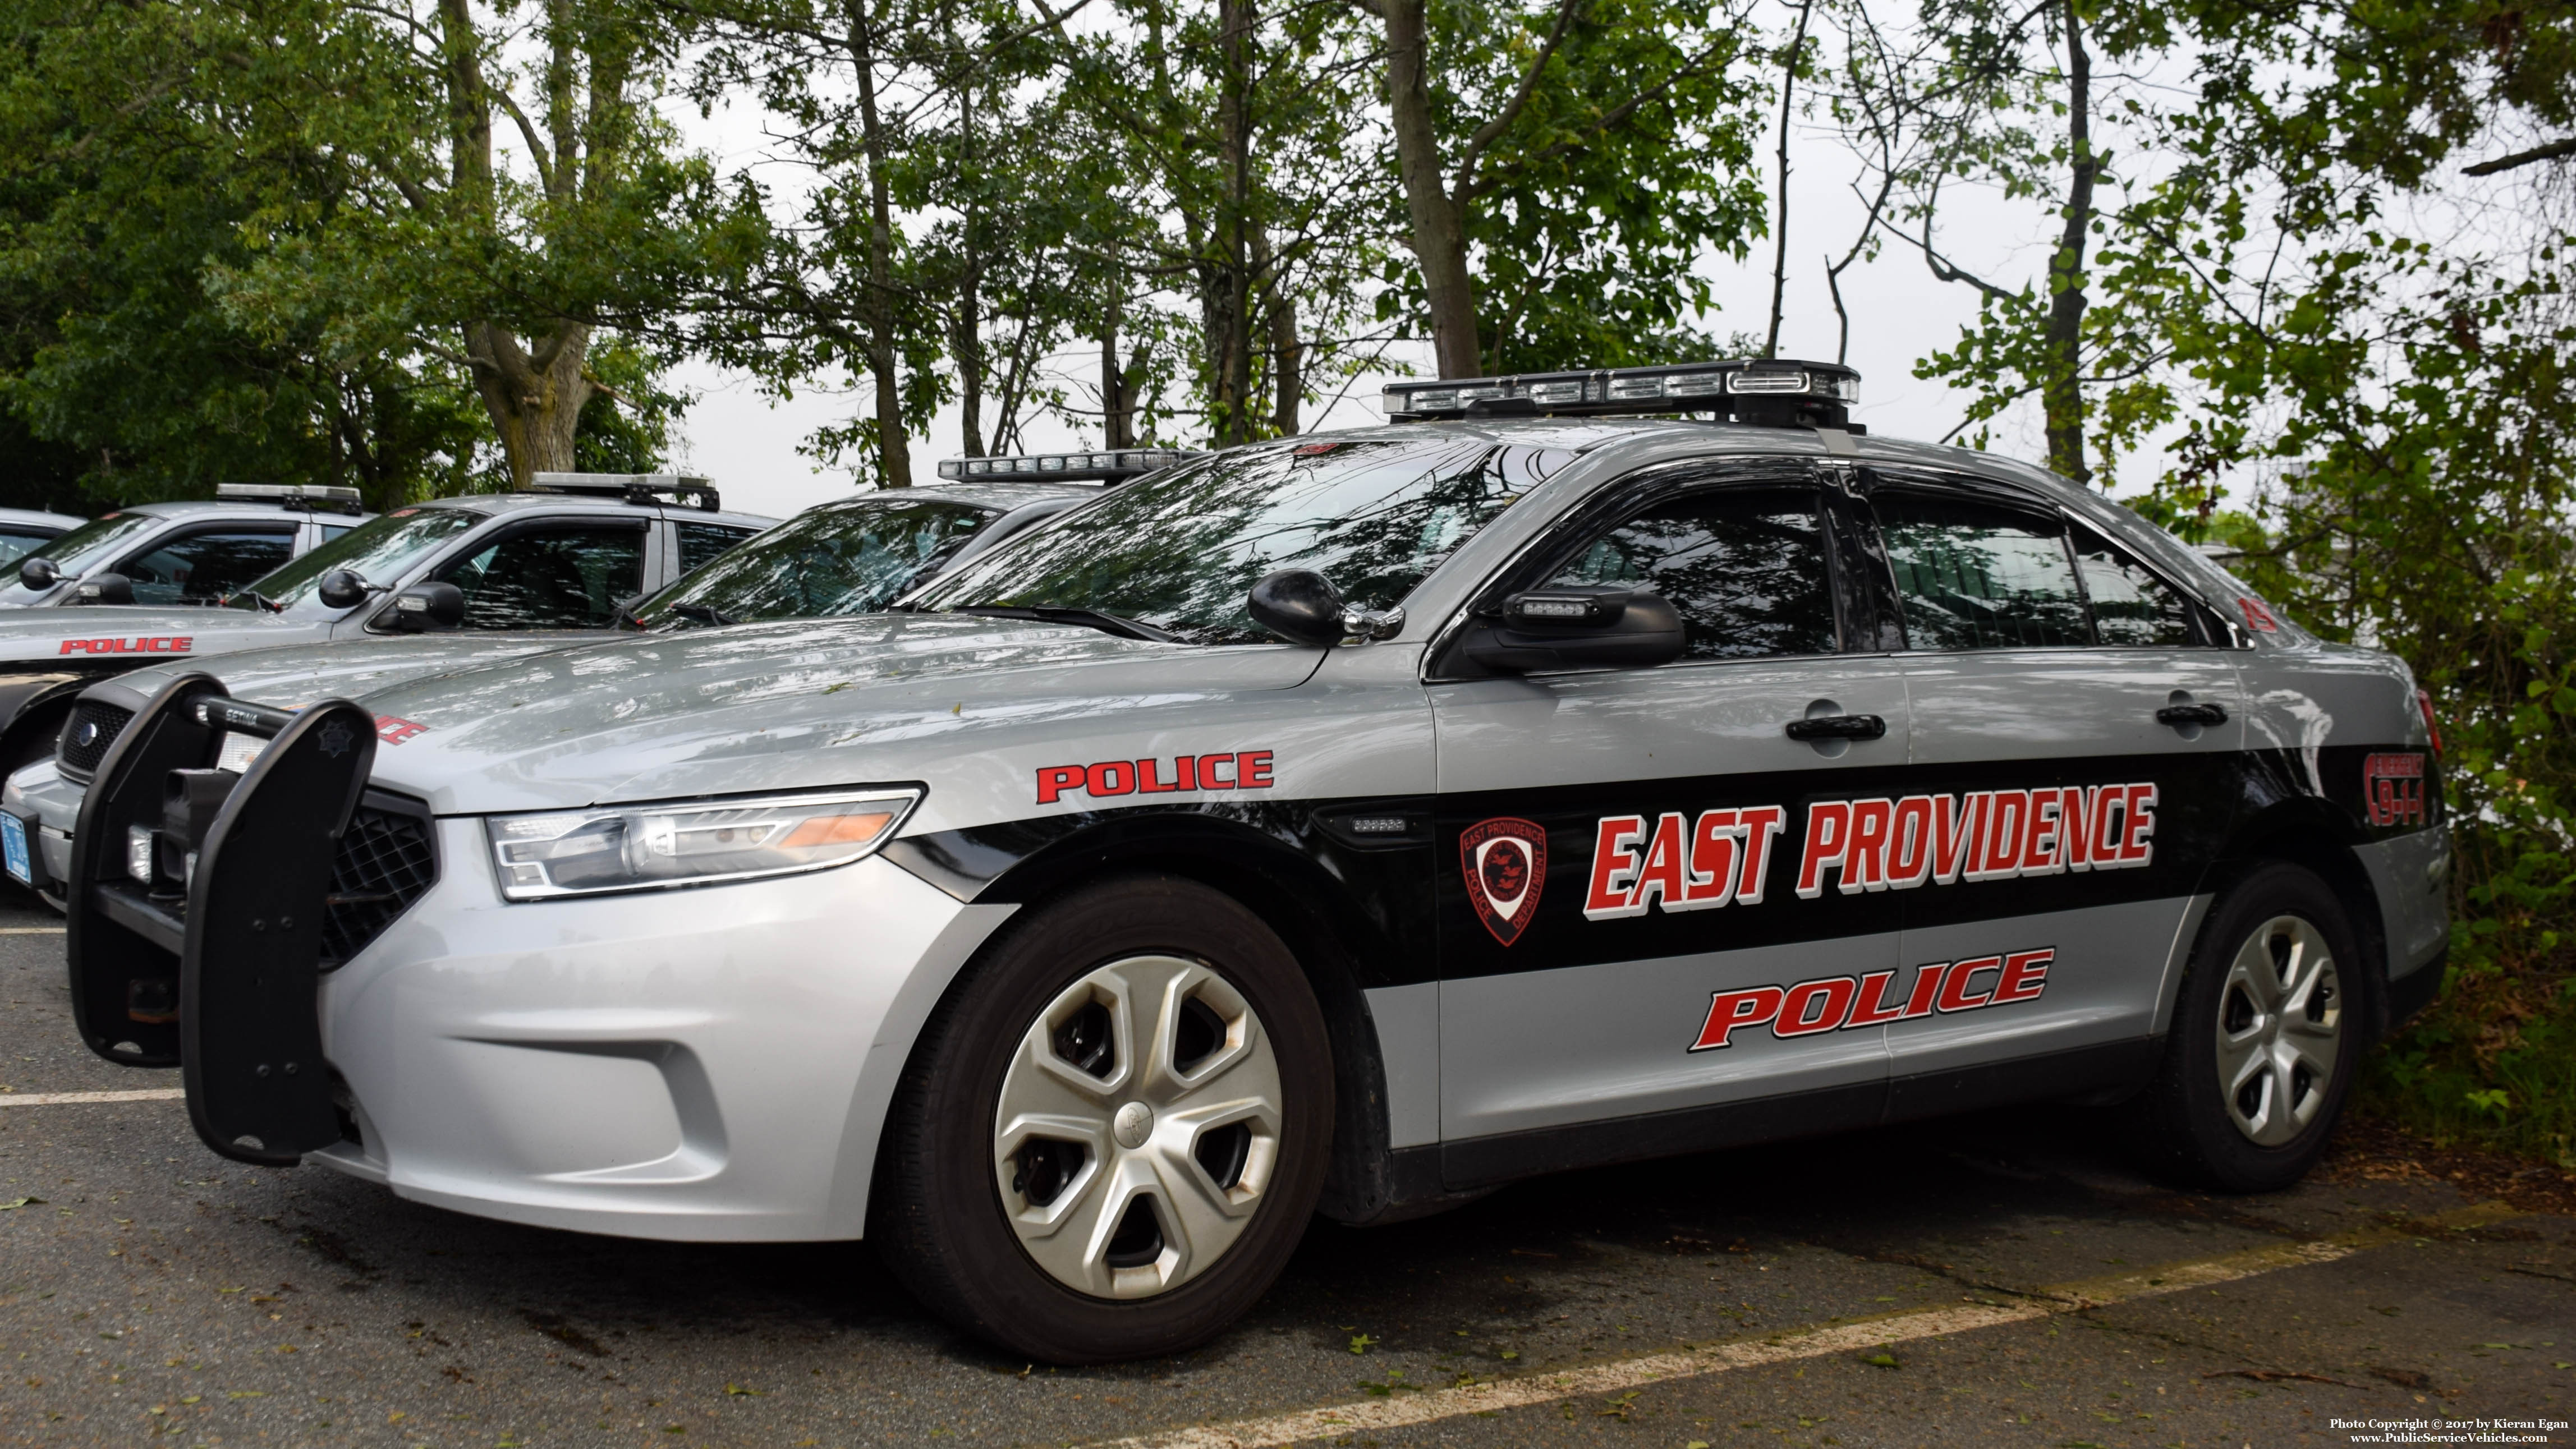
[101,633,609,712]
[0,604,316,666]
[353,613,1326,817]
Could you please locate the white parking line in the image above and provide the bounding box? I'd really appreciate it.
[0,1089,185,1107]
[0,927,65,934]
[1096,1201,2518,1449]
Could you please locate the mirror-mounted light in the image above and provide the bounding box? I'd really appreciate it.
[384,581,465,632]
[72,572,134,606]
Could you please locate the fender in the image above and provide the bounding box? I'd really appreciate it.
[881,800,1436,1222]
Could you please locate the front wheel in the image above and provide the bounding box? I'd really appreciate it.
[2132,861,2363,1192]
[869,875,1333,1363]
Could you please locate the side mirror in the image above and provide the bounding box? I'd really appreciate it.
[19,556,58,590]
[71,572,134,606]
[383,581,465,632]
[316,569,371,609]
[1461,587,1686,673]
[1248,568,1349,647]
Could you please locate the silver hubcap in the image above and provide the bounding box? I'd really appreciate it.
[2215,913,2343,1146]
[993,955,1283,1299]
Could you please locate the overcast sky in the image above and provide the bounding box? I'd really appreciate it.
[654,67,2106,525]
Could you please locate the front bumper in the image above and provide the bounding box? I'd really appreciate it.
[3,756,82,888]
[318,831,1009,1241]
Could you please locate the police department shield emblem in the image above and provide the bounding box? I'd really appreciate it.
[1459,816,1548,947]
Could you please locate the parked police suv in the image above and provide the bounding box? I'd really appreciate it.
[2,472,1121,900]
[57,362,2445,1364]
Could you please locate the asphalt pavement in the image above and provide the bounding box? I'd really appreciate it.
[1,903,2568,1448]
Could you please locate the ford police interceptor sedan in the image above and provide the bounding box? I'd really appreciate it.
[0,478,773,785]
[60,360,2448,1364]
[2,475,1118,901]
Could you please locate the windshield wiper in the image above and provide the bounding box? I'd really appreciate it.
[223,589,283,614]
[667,604,739,628]
[952,605,1175,643]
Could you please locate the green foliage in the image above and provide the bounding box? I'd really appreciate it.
[1388,0,1771,374]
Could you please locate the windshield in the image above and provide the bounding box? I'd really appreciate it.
[229,507,486,610]
[630,496,995,628]
[20,513,157,577]
[910,438,1569,643]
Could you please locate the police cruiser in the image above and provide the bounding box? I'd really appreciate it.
[57,364,2446,1364]
[2,472,1127,899]
[0,477,772,783]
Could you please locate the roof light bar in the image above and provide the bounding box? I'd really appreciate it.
[935,449,1202,484]
[214,482,367,515]
[530,472,723,512]
[1380,359,1862,430]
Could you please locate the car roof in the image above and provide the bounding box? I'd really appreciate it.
[401,492,778,531]
[0,507,84,529]
[111,498,372,525]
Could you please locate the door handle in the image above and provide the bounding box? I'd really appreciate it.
[1785,714,1887,742]
[2155,703,2229,727]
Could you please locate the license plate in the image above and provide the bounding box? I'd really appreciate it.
[215,732,263,774]
[1,811,29,886]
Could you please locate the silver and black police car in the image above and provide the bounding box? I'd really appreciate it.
[2,473,1123,899]
[56,364,2446,1364]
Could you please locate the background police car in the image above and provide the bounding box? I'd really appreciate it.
[0,478,772,788]
[59,366,2446,1367]
[1,475,1112,901]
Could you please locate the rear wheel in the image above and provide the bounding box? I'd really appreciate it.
[870,875,1333,1363]
[2133,861,2361,1192]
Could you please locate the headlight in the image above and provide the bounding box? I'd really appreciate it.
[484,787,921,900]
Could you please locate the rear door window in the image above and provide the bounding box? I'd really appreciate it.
[674,521,761,574]
[2073,523,2205,646]
[1874,495,2088,650]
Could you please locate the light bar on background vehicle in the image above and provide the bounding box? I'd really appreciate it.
[214,482,367,515]
[531,472,724,512]
[936,449,1202,483]
[1380,359,1863,430]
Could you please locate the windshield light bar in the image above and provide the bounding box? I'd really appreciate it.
[936,449,1202,483]
[1381,360,1862,429]
[531,472,723,512]
[214,482,366,515]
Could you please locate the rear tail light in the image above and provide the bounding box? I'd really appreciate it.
[2415,687,2443,756]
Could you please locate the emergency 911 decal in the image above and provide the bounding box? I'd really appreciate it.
[1691,947,2055,1051]
[1582,782,2157,922]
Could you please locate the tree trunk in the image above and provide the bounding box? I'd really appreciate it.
[1382,0,1481,379]
[851,0,912,486]
[1252,228,1301,434]
[1764,0,1815,359]
[1101,267,1135,448]
[466,320,594,482]
[1204,0,1257,444]
[2042,1,2095,485]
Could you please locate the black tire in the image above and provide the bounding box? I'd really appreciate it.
[869,873,1334,1363]
[2132,861,2364,1192]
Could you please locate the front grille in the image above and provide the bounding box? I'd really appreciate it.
[322,803,438,965]
[56,701,134,778]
